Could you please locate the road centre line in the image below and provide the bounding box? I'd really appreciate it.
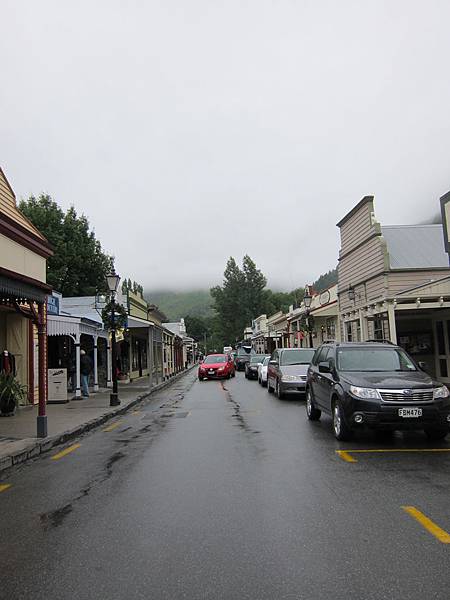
[402,506,450,544]
[51,443,81,461]
[103,421,122,432]
[336,448,450,463]
[0,483,12,493]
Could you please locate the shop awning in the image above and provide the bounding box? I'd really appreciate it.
[127,316,154,329]
[0,273,49,304]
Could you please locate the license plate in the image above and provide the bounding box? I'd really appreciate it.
[398,407,422,418]
[208,370,214,374]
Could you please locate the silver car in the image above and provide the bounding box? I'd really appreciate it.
[267,348,316,399]
[258,356,271,386]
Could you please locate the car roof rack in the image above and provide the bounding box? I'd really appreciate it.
[364,339,395,345]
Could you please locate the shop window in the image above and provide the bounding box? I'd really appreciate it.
[436,321,445,355]
[346,322,352,342]
[440,359,448,378]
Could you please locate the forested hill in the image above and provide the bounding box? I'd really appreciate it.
[145,290,214,321]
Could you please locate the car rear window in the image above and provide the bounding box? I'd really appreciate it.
[280,349,315,366]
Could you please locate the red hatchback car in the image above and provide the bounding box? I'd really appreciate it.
[198,354,235,380]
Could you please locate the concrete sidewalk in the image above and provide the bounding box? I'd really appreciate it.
[0,367,195,474]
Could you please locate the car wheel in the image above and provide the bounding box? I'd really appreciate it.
[232,371,236,378]
[424,427,448,441]
[227,372,231,379]
[198,377,204,381]
[306,388,321,421]
[276,379,285,400]
[267,378,274,393]
[332,400,352,441]
[262,379,267,387]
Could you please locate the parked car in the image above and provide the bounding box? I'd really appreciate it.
[306,341,450,441]
[198,354,235,380]
[245,355,269,379]
[267,348,316,398]
[235,345,254,371]
[258,356,271,386]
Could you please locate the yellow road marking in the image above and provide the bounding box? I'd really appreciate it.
[336,448,450,463]
[51,443,81,461]
[103,421,121,432]
[0,483,12,493]
[336,450,358,463]
[402,506,450,544]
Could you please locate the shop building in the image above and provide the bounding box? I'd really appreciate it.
[337,195,450,382]
[47,292,110,399]
[266,311,289,352]
[287,285,340,349]
[251,314,268,354]
[0,167,52,412]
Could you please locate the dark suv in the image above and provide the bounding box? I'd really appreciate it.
[235,345,254,371]
[306,341,450,441]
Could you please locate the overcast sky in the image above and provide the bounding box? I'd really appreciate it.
[2,0,450,291]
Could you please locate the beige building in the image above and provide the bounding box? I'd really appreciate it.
[337,195,450,381]
[0,167,52,416]
[288,284,340,349]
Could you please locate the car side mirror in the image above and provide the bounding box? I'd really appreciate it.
[318,361,331,374]
[269,360,278,366]
[417,361,427,371]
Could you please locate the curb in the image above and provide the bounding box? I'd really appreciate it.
[0,365,197,476]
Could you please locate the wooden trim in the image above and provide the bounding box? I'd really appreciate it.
[338,230,383,261]
[336,196,374,228]
[0,265,52,293]
[0,212,53,258]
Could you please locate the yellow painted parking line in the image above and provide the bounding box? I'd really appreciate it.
[402,506,450,544]
[0,483,12,493]
[336,450,358,463]
[51,443,81,461]
[336,448,450,463]
[103,421,121,432]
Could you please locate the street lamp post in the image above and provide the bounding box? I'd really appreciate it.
[106,271,121,407]
[303,284,313,349]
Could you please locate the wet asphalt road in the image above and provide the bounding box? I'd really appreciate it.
[1,369,450,599]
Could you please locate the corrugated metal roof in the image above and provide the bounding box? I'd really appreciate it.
[382,225,449,269]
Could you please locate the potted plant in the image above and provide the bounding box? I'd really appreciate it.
[0,372,27,416]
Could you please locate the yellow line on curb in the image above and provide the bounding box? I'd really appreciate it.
[51,443,81,461]
[402,506,450,544]
[336,450,358,463]
[103,421,121,432]
[0,483,12,493]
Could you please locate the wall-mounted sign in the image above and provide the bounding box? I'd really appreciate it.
[320,290,331,306]
[47,295,60,315]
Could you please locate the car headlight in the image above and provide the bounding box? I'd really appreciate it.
[282,375,300,382]
[349,386,381,400]
[218,367,225,372]
[433,386,450,399]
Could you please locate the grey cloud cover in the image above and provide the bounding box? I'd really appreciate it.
[1,0,449,290]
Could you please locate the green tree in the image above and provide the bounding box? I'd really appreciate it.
[19,194,113,296]
[211,255,269,345]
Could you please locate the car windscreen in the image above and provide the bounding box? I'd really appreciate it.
[204,355,226,364]
[280,349,315,366]
[262,357,270,366]
[336,348,417,372]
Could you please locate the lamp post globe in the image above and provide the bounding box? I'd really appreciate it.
[107,271,121,407]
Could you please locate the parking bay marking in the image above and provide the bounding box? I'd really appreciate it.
[402,506,450,544]
[103,421,122,432]
[51,443,81,461]
[336,448,450,463]
[0,483,12,493]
